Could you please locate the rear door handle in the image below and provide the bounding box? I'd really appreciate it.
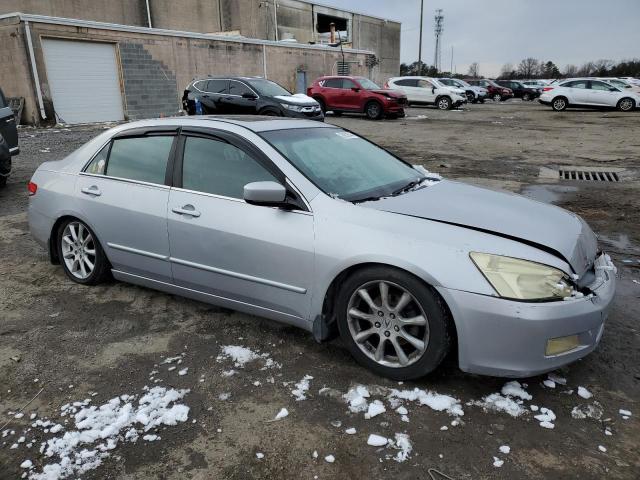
[81,186,102,196]
[172,204,201,217]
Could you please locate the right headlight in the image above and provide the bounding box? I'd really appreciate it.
[470,252,574,301]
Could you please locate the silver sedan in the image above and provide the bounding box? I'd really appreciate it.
[28,117,616,380]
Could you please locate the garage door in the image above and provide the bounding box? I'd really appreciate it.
[42,39,124,124]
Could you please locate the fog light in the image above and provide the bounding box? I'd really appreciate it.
[545,335,580,356]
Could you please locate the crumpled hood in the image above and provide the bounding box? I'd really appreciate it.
[273,93,318,105]
[362,180,598,276]
[374,89,406,98]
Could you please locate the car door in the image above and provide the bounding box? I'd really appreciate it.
[588,80,618,106]
[320,78,344,110]
[167,128,314,320]
[200,79,229,113]
[0,88,18,154]
[341,78,362,111]
[417,79,437,103]
[223,80,259,114]
[563,80,590,104]
[77,128,177,283]
[393,79,418,102]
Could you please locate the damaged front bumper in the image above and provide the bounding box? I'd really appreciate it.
[436,253,616,378]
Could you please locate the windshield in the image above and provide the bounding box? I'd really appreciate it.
[261,128,423,202]
[429,78,445,88]
[609,80,627,88]
[356,77,381,90]
[454,79,470,87]
[245,78,291,97]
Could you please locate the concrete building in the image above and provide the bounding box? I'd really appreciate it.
[0,1,400,125]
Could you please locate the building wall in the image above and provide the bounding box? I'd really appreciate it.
[353,15,401,84]
[5,18,370,124]
[0,18,41,124]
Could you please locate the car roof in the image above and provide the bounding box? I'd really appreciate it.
[112,116,337,133]
[191,76,267,83]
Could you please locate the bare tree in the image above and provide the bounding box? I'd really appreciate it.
[563,64,578,77]
[592,59,614,76]
[467,62,480,78]
[499,63,514,79]
[517,57,540,79]
[577,61,596,76]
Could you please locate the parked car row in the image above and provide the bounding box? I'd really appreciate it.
[540,77,640,112]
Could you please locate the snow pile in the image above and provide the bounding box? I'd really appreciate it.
[217,345,279,369]
[470,381,531,417]
[571,402,603,420]
[547,373,567,385]
[619,409,632,419]
[343,385,370,413]
[392,433,412,463]
[28,386,189,480]
[388,388,464,417]
[274,408,289,420]
[367,434,388,447]
[577,387,593,399]
[364,400,386,419]
[493,456,504,467]
[291,375,313,401]
[534,407,556,429]
[499,445,510,454]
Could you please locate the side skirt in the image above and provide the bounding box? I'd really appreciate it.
[111,269,313,332]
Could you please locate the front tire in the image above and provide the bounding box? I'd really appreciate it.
[552,96,568,111]
[617,97,635,112]
[466,92,475,103]
[364,101,383,120]
[492,93,502,102]
[57,219,110,285]
[523,92,531,101]
[437,96,452,110]
[336,266,452,380]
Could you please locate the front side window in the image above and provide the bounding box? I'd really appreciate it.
[418,80,434,88]
[181,136,278,199]
[229,81,254,96]
[106,136,174,184]
[262,128,423,202]
[356,78,381,90]
[590,81,616,91]
[245,78,291,97]
[342,79,357,90]
[205,79,228,94]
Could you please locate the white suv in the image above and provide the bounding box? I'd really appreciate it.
[386,77,467,110]
[539,78,640,112]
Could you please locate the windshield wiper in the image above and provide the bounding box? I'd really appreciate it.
[352,195,384,204]
[390,177,427,196]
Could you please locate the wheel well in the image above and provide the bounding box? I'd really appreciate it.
[553,95,568,103]
[317,262,458,350]
[619,97,635,106]
[365,99,383,110]
[259,106,281,115]
[48,215,78,264]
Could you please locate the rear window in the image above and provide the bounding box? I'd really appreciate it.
[106,136,174,184]
[395,79,417,87]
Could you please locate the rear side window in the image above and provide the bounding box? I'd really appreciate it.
[590,81,614,91]
[181,136,278,199]
[205,79,228,94]
[85,143,110,175]
[563,80,588,89]
[106,136,174,184]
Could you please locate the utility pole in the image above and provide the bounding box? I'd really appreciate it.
[450,45,453,74]
[433,9,444,72]
[418,0,424,75]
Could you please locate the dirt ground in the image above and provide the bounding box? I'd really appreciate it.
[1,101,639,480]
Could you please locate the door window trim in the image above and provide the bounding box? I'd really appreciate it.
[80,127,180,188]
[173,127,311,212]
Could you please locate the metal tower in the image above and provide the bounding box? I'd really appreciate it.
[433,9,444,72]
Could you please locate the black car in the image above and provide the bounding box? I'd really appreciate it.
[496,80,541,101]
[0,87,19,187]
[182,76,324,121]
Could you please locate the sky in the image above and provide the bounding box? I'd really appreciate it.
[317,0,640,77]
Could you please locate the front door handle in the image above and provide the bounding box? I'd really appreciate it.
[172,204,201,217]
[81,185,102,196]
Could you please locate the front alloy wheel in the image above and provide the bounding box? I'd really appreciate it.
[337,267,451,380]
[365,101,383,120]
[552,97,567,111]
[437,97,452,110]
[523,93,531,101]
[618,98,635,112]
[492,93,502,102]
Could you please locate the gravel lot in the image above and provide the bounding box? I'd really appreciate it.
[1,101,639,479]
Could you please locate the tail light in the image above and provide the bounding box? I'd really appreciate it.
[27,181,37,196]
[542,87,554,92]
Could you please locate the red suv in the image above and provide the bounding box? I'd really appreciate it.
[307,76,407,119]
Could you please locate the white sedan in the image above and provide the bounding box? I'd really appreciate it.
[539,78,640,112]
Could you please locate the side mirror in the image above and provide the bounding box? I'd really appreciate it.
[242,92,258,99]
[351,87,360,92]
[609,88,618,92]
[243,181,287,206]
[432,87,435,94]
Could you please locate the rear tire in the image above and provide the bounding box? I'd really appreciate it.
[332,111,343,117]
[617,97,635,112]
[364,101,383,120]
[336,266,452,380]
[57,219,111,285]
[261,108,282,116]
[479,98,485,104]
[523,92,531,101]
[314,97,326,114]
[466,92,475,103]
[492,93,502,102]
[552,96,568,111]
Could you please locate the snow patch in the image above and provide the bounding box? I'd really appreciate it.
[274,408,289,420]
[577,387,592,399]
[364,400,386,419]
[388,388,464,417]
[291,375,313,401]
[367,434,388,447]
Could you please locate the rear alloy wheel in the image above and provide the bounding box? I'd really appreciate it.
[365,101,383,120]
[58,219,110,285]
[523,92,531,101]
[552,97,568,111]
[617,97,635,112]
[466,92,475,103]
[337,267,451,380]
[492,93,502,102]
[437,97,452,110]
